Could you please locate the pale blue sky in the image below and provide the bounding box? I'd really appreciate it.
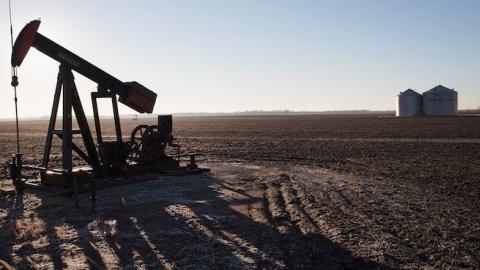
[1,0,479,117]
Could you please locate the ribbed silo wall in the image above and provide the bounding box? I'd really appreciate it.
[396,94,423,116]
[423,91,458,116]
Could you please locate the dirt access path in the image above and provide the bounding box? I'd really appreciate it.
[1,161,478,269]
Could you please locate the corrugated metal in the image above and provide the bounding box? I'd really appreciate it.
[422,85,458,116]
[396,89,423,117]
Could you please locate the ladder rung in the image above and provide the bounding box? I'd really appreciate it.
[53,129,82,135]
[23,165,46,170]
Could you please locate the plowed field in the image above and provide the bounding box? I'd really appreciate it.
[1,115,479,269]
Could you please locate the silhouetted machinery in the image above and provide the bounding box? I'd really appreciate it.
[7,20,206,201]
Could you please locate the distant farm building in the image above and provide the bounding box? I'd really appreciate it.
[396,89,422,117]
[396,85,458,117]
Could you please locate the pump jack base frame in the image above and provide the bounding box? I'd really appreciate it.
[21,166,210,196]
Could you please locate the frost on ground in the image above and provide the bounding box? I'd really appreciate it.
[1,161,478,269]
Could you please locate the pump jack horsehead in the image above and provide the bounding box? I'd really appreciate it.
[7,20,207,208]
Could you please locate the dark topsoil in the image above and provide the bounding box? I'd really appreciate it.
[0,115,479,269]
[171,115,480,208]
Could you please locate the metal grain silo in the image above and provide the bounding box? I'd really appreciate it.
[396,89,423,117]
[422,85,458,116]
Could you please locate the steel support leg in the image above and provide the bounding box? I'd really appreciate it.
[41,67,63,168]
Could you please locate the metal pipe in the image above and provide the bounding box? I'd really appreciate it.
[13,82,20,155]
[9,0,20,155]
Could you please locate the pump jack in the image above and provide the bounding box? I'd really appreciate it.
[7,20,207,206]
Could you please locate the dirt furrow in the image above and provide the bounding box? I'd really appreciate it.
[264,181,318,269]
[289,181,344,242]
[289,173,420,267]
[246,189,287,269]
[333,186,415,261]
[267,175,394,269]
[264,182,292,235]
[279,180,318,235]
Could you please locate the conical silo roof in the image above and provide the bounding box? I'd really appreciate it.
[424,85,456,93]
[398,89,421,96]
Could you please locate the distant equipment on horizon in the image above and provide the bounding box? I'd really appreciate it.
[396,85,458,117]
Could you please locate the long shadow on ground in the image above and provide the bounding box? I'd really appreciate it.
[0,173,394,269]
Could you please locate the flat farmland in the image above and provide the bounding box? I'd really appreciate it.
[172,116,480,207]
[1,115,479,269]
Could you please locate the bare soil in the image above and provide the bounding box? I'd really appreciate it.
[1,115,479,269]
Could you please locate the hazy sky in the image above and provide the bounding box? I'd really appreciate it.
[1,0,479,118]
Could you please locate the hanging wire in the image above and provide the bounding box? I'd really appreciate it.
[9,0,21,155]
